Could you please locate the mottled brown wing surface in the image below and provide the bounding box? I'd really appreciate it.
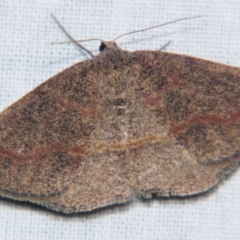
[0,53,133,213]
[124,50,240,198]
[0,45,240,213]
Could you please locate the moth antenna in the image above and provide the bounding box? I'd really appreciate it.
[159,40,171,51]
[50,16,201,47]
[51,14,94,58]
[50,38,104,45]
[112,16,202,42]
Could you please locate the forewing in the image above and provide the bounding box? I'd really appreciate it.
[0,58,132,213]
[126,51,240,197]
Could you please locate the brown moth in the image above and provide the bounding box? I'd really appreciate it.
[0,17,239,213]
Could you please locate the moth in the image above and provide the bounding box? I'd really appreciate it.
[0,16,239,213]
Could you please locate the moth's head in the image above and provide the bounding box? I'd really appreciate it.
[99,41,119,52]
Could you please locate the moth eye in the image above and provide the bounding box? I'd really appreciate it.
[99,42,106,52]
